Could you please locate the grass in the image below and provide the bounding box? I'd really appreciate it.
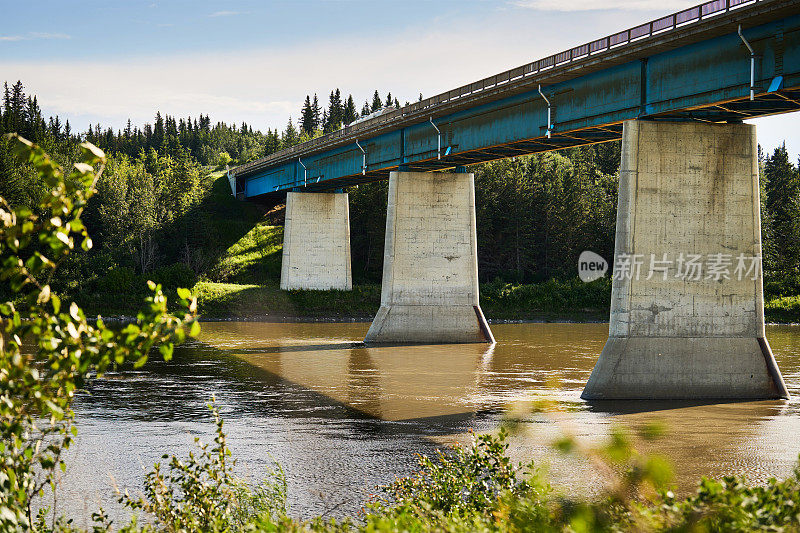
[204,222,284,285]
[195,281,380,319]
[765,295,800,324]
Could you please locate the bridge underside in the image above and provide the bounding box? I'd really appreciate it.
[265,90,798,197]
[282,89,800,193]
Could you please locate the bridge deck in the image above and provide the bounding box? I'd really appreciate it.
[232,0,800,199]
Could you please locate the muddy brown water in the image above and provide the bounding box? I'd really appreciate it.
[51,322,800,526]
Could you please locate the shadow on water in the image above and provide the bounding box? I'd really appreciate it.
[229,342,365,354]
[583,398,783,415]
[77,338,484,438]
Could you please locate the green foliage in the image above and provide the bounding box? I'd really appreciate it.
[763,145,800,277]
[765,295,800,323]
[474,149,618,283]
[194,281,380,319]
[376,428,541,519]
[0,134,198,530]
[120,400,287,532]
[480,277,611,320]
[657,468,800,531]
[206,223,283,284]
[347,181,388,282]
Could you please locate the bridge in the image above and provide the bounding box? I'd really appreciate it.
[230,0,798,401]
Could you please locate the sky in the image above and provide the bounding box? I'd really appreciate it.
[1,0,797,156]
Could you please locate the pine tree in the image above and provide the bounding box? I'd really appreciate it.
[300,95,315,135]
[371,90,382,112]
[312,94,321,131]
[764,144,800,275]
[282,117,298,147]
[324,89,343,133]
[343,95,357,125]
[385,92,393,108]
[361,100,371,116]
[153,112,165,149]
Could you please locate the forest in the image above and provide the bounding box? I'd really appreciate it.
[2,79,799,320]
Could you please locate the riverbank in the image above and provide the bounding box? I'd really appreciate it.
[192,277,611,323]
[63,173,800,324]
[74,275,800,324]
[192,277,800,324]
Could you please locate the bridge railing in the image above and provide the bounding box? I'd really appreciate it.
[233,0,762,178]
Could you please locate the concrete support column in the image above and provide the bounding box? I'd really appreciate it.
[280,192,352,291]
[364,171,494,344]
[582,120,788,400]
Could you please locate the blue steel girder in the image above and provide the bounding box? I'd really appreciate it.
[235,0,800,200]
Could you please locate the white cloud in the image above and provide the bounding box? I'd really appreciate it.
[512,0,695,11]
[0,32,70,42]
[0,21,573,131]
[29,32,71,40]
[0,6,794,156]
[208,10,247,17]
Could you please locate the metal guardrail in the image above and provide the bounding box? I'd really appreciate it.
[232,0,763,178]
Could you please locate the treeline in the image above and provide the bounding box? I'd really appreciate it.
[348,144,620,284]
[2,79,800,310]
[298,89,401,135]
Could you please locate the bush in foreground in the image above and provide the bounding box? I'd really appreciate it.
[99,413,800,532]
[0,135,197,530]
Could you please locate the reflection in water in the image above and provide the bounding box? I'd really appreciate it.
[55,321,800,527]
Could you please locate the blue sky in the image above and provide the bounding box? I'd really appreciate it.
[1,0,797,155]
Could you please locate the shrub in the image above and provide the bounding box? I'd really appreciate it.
[120,400,287,532]
[0,134,198,530]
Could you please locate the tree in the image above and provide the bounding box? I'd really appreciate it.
[343,94,358,125]
[763,144,800,276]
[385,92,394,108]
[300,95,315,135]
[312,94,321,131]
[282,117,299,147]
[371,90,383,112]
[324,89,343,133]
[153,111,165,149]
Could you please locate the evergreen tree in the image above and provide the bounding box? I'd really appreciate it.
[343,95,358,125]
[312,94,321,131]
[371,90,383,112]
[361,100,371,116]
[153,112,165,149]
[282,117,299,147]
[764,144,800,275]
[385,92,393,108]
[300,95,315,135]
[324,89,343,133]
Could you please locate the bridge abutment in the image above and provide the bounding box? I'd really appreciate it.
[364,171,494,344]
[582,120,788,400]
[280,191,352,291]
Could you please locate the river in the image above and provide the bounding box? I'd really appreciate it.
[52,322,800,527]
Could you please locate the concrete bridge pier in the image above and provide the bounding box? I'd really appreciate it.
[364,171,494,344]
[582,120,788,400]
[280,191,352,291]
